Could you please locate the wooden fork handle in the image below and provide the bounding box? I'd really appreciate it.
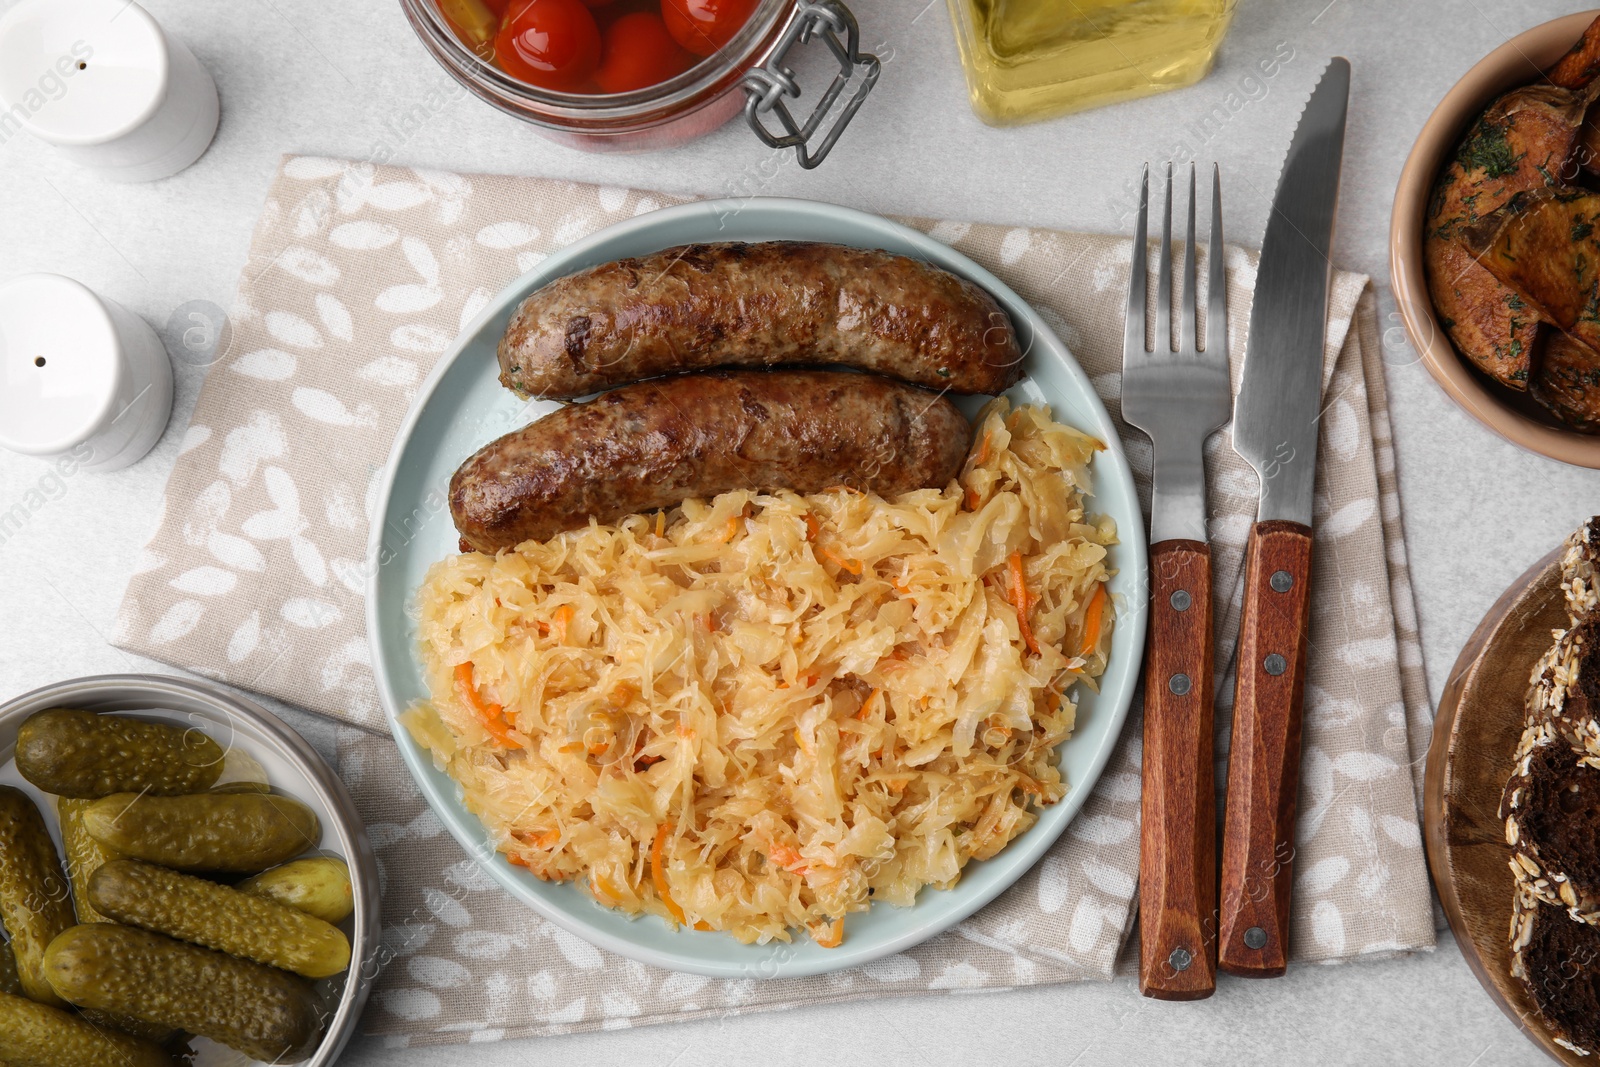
[1138,538,1218,1001]
[1218,519,1314,978]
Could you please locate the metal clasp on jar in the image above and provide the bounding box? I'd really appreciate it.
[741,0,879,170]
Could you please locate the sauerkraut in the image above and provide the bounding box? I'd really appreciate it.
[404,398,1116,947]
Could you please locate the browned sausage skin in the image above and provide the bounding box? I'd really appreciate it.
[496,241,1024,399]
[450,370,972,553]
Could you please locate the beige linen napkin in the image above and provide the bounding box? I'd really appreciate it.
[114,157,1434,1045]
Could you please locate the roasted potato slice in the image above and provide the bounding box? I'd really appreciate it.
[1425,238,1541,387]
[1426,85,1592,388]
[1534,332,1600,432]
[1464,190,1600,353]
[1550,14,1600,90]
[1577,102,1600,178]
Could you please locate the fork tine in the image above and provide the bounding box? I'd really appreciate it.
[1206,163,1227,358]
[1155,162,1173,353]
[1124,165,1149,358]
[1180,163,1198,354]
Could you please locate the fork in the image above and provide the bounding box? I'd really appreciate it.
[1122,162,1230,1001]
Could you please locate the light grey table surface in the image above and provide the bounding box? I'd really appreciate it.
[1,0,1595,1063]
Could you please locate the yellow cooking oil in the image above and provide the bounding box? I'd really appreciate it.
[947,0,1239,125]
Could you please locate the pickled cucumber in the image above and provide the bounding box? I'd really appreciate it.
[238,857,355,924]
[79,1005,178,1049]
[212,745,271,792]
[0,788,74,1006]
[0,990,172,1067]
[90,860,350,979]
[15,709,224,798]
[56,799,122,925]
[81,792,319,872]
[43,923,322,1064]
[0,924,20,997]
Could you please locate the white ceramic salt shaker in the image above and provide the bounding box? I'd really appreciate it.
[0,274,174,471]
[0,0,219,182]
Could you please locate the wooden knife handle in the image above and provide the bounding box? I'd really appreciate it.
[1138,538,1218,1001]
[1218,519,1314,979]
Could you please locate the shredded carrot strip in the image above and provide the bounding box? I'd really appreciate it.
[855,688,883,721]
[591,873,622,904]
[530,829,560,849]
[702,612,715,633]
[587,742,608,757]
[1007,552,1040,656]
[694,920,713,931]
[454,663,522,749]
[1079,584,1108,658]
[655,510,665,537]
[885,775,912,793]
[552,604,573,645]
[804,512,821,541]
[651,823,687,925]
[814,918,844,949]
[976,431,993,466]
[819,546,863,574]
[720,515,740,543]
[965,486,981,511]
[769,843,809,875]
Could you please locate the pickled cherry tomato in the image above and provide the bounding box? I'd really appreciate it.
[494,0,602,90]
[661,0,757,57]
[595,12,692,93]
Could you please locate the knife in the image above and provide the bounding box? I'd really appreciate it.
[1217,57,1350,979]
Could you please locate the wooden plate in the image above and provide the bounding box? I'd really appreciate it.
[1424,548,1575,1065]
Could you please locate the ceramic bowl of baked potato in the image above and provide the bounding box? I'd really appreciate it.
[1392,10,1600,469]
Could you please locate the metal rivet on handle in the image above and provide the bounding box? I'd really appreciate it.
[1263,653,1287,676]
[1169,673,1192,696]
[1270,569,1293,593]
[1244,927,1268,950]
[1168,947,1192,971]
[1170,589,1191,611]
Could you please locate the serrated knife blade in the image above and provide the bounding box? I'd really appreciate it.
[1217,57,1349,980]
[1232,57,1350,524]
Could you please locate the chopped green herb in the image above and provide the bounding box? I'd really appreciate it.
[1456,118,1519,179]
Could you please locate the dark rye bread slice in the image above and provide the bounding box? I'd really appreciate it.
[1563,517,1600,624]
[1512,885,1600,1056]
[1503,722,1600,922]
[1527,617,1600,758]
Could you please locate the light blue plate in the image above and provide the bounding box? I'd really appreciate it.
[366,197,1148,979]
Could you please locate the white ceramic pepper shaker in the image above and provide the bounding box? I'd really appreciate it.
[0,274,174,471]
[0,0,219,182]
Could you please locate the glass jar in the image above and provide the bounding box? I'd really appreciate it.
[947,0,1239,125]
[398,0,878,166]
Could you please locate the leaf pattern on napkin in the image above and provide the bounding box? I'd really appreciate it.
[114,158,1435,1046]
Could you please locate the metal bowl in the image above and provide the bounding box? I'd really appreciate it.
[0,673,380,1066]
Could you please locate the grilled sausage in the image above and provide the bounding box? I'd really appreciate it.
[450,370,971,553]
[496,241,1024,399]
